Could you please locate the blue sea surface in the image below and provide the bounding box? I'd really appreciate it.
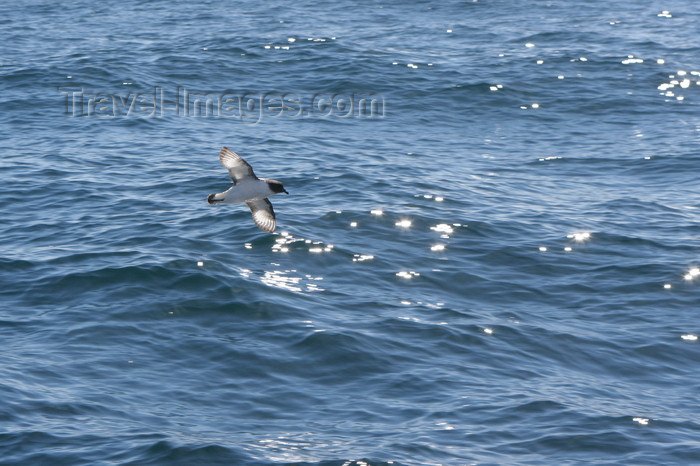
[2,0,700,464]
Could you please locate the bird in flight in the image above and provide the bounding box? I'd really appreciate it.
[207,147,288,233]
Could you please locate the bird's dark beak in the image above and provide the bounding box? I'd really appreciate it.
[284,189,289,195]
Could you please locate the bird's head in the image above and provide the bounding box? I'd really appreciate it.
[268,180,289,195]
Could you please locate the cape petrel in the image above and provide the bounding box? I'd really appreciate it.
[207,147,288,233]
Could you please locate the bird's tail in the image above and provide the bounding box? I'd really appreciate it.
[207,193,225,205]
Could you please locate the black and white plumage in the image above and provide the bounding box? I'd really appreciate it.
[207,147,288,233]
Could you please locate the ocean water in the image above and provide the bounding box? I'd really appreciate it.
[2,0,700,464]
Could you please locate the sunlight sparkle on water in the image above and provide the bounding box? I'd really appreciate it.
[431,224,454,234]
[431,244,445,252]
[371,209,383,216]
[657,70,700,100]
[633,417,650,425]
[436,422,455,430]
[683,267,700,280]
[395,219,412,228]
[396,271,420,279]
[261,270,324,293]
[681,334,698,341]
[260,270,323,292]
[621,55,643,65]
[568,232,591,242]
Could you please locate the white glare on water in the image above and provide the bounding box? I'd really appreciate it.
[568,232,591,242]
[684,267,700,281]
[431,224,454,234]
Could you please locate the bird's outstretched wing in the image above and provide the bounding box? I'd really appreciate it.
[219,147,257,184]
[246,198,276,233]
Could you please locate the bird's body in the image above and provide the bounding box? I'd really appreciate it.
[212,178,277,204]
[207,147,288,233]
